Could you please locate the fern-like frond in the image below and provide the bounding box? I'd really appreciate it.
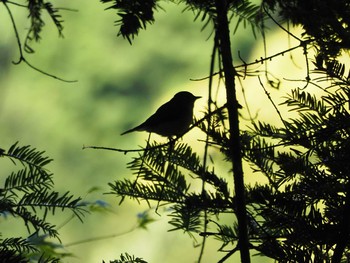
[168,142,202,172]
[322,86,350,114]
[17,189,85,220]
[0,237,37,255]
[274,150,326,189]
[282,89,328,115]
[324,60,350,83]
[244,136,278,182]
[24,0,65,53]
[27,0,44,42]
[243,79,350,260]
[184,191,232,212]
[182,0,216,32]
[107,252,148,263]
[44,2,64,36]
[130,157,188,195]
[109,177,185,205]
[168,203,202,235]
[100,0,157,44]
[250,121,286,138]
[230,0,266,37]
[6,142,52,171]
[109,179,151,204]
[0,142,88,262]
[197,114,231,157]
[4,168,53,194]
[11,206,59,238]
[202,170,230,198]
[213,223,238,250]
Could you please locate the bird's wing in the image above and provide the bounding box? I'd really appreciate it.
[142,100,181,126]
[120,101,177,135]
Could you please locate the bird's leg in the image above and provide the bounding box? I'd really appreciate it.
[155,138,175,215]
[132,133,152,194]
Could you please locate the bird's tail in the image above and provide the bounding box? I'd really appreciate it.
[120,125,142,135]
[120,129,134,136]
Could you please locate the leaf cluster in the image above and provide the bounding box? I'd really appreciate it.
[1,0,77,81]
[110,59,350,261]
[242,63,350,261]
[0,142,86,262]
[100,0,266,43]
[263,0,350,60]
[109,141,233,238]
[100,0,158,44]
[104,252,148,263]
[5,0,65,54]
[71,0,350,261]
[25,0,63,53]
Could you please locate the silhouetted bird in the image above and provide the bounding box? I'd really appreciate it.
[121,91,201,137]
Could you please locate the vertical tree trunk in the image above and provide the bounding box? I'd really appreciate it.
[214,0,250,262]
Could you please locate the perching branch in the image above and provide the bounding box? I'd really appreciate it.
[83,104,227,153]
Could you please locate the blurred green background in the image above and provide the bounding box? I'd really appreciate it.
[0,0,307,262]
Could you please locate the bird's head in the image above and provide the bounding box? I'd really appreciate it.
[172,91,201,103]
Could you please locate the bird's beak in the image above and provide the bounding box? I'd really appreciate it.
[195,96,201,100]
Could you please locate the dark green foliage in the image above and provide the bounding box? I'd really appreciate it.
[168,203,202,234]
[0,237,37,263]
[263,0,350,60]
[100,0,350,261]
[0,143,86,262]
[101,0,266,43]
[109,59,350,261]
[105,252,148,263]
[24,0,64,53]
[2,0,76,81]
[242,63,350,261]
[100,0,158,43]
[109,141,232,237]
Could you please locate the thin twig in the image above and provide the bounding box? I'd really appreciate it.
[262,4,302,42]
[19,58,78,82]
[3,1,77,83]
[258,76,287,128]
[197,31,219,263]
[218,245,240,263]
[191,41,313,82]
[263,4,312,90]
[6,0,78,11]
[132,133,152,199]
[82,138,175,153]
[155,140,175,215]
[237,76,255,122]
[65,224,138,247]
